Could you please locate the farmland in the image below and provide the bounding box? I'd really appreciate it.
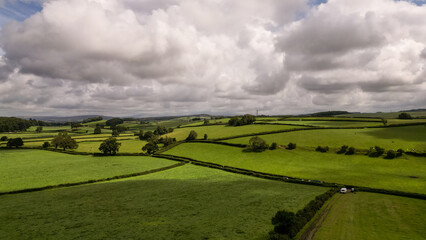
[314,192,426,240]
[224,125,426,152]
[165,143,426,194]
[0,165,327,240]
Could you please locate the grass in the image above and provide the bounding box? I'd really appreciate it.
[75,139,147,153]
[165,124,305,141]
[0,149,175,192]
[224,125,426,152]
[314,192,426,240]
[0,164,327,240]
[257,120,384,127]
[338,111,426,119]
[165,143,426,194]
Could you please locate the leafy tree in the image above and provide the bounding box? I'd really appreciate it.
[346,146,355,155]
[271,210,298,237]
[186,130,198,140]
[154,126,169,135]
[315,146,329,153]
[0,136,7,141]
[269,142,278,150]
[398,113,412,119]
[112,130,120,137]
[228,114,256,126]
[71,122,82,128]
[158,136,176,147]
[367,146,385,157]
[396,149,404,157]
[140,131,156,141]
[42,141,51,148]
[94,126,102,134]
[247,136,268,152]
[337,145,348,154]
[114,125,128,133]
[204,134,208,140]
[99,137,121,155]
[384,150,396,159]
[142,141,159,154]
[287,142,296,150]
[35,126,43,133]
[51,132,78,150]
[82,116,103,123]
[203,119,210,125]
[7,138,23,148]
[0,117,32,132]
[105,118,124,127]
[228,116,240,126]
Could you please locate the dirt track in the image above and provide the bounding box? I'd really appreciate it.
[299,194,342,240]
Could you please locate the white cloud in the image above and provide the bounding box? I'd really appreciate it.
[0,0,425,117]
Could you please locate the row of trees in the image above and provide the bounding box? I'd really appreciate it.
[228,114,256,126]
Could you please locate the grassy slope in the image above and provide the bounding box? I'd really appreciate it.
[338,111,426,119]
[0,149,175,192]
[75,139,147,153]
[259,120,384,127]
[0,165,327,240]
[165,124,304,141]
[165,143,426,194]
[314,192,426,240]
[225,125,426,151]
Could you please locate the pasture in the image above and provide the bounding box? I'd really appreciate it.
[256,120,384,127]
[225,125,426,152]
[0,149,175,192]
[165,143,426,194]
[165,124,305,141]
[313,192,426,240]
[0,165,327,240]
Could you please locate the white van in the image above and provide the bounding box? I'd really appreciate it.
[340,188,347,193]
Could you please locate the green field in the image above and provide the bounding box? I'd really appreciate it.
[257,120,384,127]
[165,124,305,141]
[0,149,175,192]
[165,143,426,194]
[75,139,147,153]
[0,165,327,240]
[338,111,426,119]
[314,192,426,240]
[224,125,426,151]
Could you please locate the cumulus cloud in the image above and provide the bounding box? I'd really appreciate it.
[0,0,425,116]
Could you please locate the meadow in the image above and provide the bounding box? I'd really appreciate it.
[224,125,426,152]
[0,149,175,192]
[0,164,327,240]
[165,124,305,141]
[165,143,426,194]
[313,192,426,240]
[256,120,384,127]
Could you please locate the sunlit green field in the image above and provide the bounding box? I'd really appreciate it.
[224,125,426,151]
[0,165,327,240]
[256,120,384,127]
[338,111,426,119]
[165,143,426,194]
[0,149,175,192]
[165,124,305,141]
[314,192,426,240]
[75,139,147,153]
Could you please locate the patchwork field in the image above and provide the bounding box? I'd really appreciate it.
[165,143,426,194]
[0,149,175,192]
[165,124,305,141]
[256,120,384,127]
[313,192,426,240]
[224,125,426,151]
[0,164,327,240]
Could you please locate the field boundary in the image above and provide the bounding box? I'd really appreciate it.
[0,162,185,196]
[152,153,426,200]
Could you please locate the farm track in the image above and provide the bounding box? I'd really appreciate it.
[299,194,343,240]
[0,162,185,196]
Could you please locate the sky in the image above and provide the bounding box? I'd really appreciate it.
[0,0,425,117]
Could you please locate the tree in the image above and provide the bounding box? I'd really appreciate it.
[269,142,278,150]
[204,134,208,140]
[51,132,78,150]
[186,130,198,140]
[271,210,298,237]
[94,126,102,134]
[346,146,355,155]
[7,138,23,148]
[99,137,121,155]
[203,119,210,125]
[106,118,124,127]
[1,136,7,141]
[140,131,155,141]
[142,141,158,154]
[287,142,296,150]
[315,146,329,153]
[398,113,412,119]
[35,126,43,133]
[337,145,348,154]
[153,126,168,135]
[240,114,256,125]
[112,130,120,137]
[384,150,396,159]
[42,141,50,148]
[247,136,268,152]
[228,116,240,126]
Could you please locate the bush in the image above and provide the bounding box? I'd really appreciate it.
[396,149,404,157]
[42,141,51,148]
[345,146,355,155]
[186,130,198,141]
[398,113,412,119]
[94,126,102,134]
[315,146,329,153]
[367,146,385,157]
[247,136,268,152]
[337,145,348,154]
[142,141,159,154]
[385,150,396,159]
[7,138,24,148]
[228,114,256,126]
[287,142,296,150]
[203,134,208,140]
[269,142,278,150]
[0,136,7,141]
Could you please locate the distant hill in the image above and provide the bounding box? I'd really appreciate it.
[298,111,350,117]
[24,115,114,123]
